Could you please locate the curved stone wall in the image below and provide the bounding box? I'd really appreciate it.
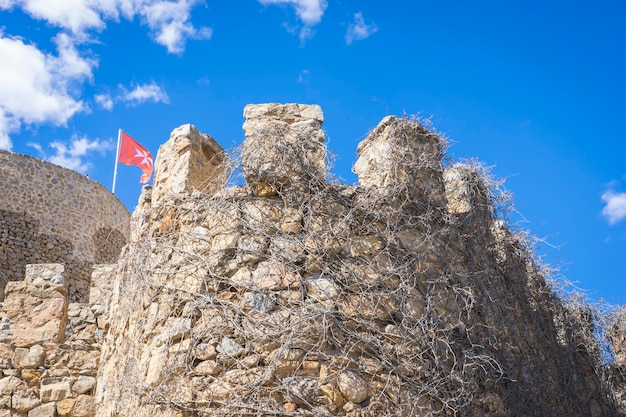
[0,150,130,301]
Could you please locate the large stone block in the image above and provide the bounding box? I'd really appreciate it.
[151,124,226,203]
[3,264,68,347]
[354,116,444,202]
[242,103,326,195]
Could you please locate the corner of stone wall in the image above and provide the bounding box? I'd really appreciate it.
[0,262,116,417]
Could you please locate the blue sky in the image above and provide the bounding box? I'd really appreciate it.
[1,1,625,304]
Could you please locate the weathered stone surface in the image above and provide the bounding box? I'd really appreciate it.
[242,103,326,194]
[71,395,95,417]
[3,265,68,348]
[72,376,96,395]
[13,390,41,413]
[443,164,492,221]
[305,275,339,301]
[27,402,56,417]
[337,371,369,404]
[243,103,323,123]
[40,377,71,402]
[151,124,226,203]
[56,398,75,416]
[283,376,319,405]
[12,345,45,369]
[0,375,25,394]
[216,337,243,358]
[354,116,444,203]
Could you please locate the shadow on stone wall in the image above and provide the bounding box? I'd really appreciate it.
[0,209,91,302]
[94,227,127,264]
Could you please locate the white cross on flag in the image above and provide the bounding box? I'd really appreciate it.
[117,130,153,184]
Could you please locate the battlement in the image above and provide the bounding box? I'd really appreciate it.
[0,104,623,416]
[96,104,621,417]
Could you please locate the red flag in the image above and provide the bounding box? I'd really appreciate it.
[118,131,153,183]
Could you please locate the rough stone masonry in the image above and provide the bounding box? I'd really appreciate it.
[94,104,624,417]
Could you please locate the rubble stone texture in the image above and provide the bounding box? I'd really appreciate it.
[0,103,624,416]
[0,151,129,302]
[0,263,114,416]
[94,104,623,417]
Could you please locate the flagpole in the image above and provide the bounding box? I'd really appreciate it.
[112,129,121,194]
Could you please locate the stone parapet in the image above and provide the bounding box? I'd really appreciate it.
[95,105,616,417]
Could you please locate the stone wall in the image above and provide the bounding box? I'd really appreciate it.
[95,105,621,417]
[0,151,130,302]
[0,263,114,417]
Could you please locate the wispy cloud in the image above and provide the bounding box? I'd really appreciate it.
[0,31,92,150]
[258,0,328,42]
[28,134,113,174]
[602,189,626,225]
[345,12,377,45]
[95,94,114,111]
[121,82,169,106]
[95,82,169,110]
[297,69,310,83]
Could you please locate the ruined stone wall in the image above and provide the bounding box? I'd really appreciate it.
[0,151,130,302]
[0,263,114,417]
[95,104,621,417]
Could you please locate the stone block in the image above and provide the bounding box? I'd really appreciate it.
[13,390,41,413]
[242,103,326,194]
[3,266,68,348]
[443,164,492,220]
[40,377,71,402]
[71,376,96,395]
[337,371,369,404]
[71,395,94,417]
[12,345,45,369]
[28,402,57,416]
[354,116,444,203]
[56,398,75,416]
[151,124,226,203]
[0,375,25,395]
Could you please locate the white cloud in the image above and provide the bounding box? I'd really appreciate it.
[0,0,210,53]
[139,0,212,54]
[95,94,114,110]
[0,32,92,150]
[602,190,626,225]
[1,0,108,33]
[259,0,326,25]
[28,134,113,173]
[0,1,207,147]
[345,12,378,45]
[121,82,169,106]
[258,0,327,41]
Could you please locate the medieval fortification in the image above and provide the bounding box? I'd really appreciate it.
[0,103,624,417]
